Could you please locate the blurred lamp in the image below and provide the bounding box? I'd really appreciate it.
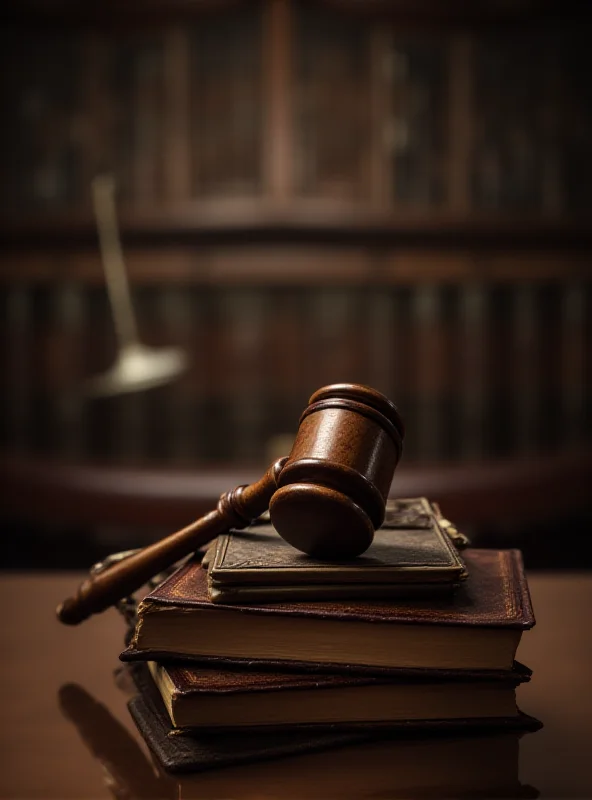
[86,175,187,397]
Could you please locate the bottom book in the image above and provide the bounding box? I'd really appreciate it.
[174,731,540,799]
[59,678,542,800]
[128,664,542,798]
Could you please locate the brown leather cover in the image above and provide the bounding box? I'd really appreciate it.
[128,663,377,774]
[127,664,543,775]
[157,660,532,696]
[122,649,532,679]
[206,498,467,603]
[122,548,534,674]
[129,548,533,628]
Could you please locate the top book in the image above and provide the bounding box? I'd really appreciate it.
[123,549,534,674]
[204,498,468,604]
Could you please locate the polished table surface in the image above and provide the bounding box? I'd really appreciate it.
[1,571,591,799]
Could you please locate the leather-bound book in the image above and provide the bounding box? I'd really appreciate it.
[146,659,532,731]
[128,661,542,787]
[122,548,534,674]
[128,662,375,774]
[205,498,467,603]
[175,730,541,798]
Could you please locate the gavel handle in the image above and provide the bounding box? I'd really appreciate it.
[56,458,287,625]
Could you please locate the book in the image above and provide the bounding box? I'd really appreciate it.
[128,664,542,790]
[122,548,534,673]
[205,498,467,604]
[295,6,373,201]
[147,659,531,730]
[128,663,372,774]
[390,38,447,207]
[175,729,540,799]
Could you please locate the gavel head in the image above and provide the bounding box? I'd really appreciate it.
[270,383,404,560]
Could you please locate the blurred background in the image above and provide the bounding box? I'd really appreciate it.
[0,0,590,569]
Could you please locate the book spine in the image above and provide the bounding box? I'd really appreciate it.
[263,0,292,200]
[294,4,373,200]
[5,286,32,453]
[369,28,392,208]
[471,34,546,211]
[307,288,362,387]
[218,289,269,463]
[366,289,395,400]
[17,32,80,209]
[389,38,446,207]
[447,35,472,213]
[413,285,443,461]
[541,39,563,216]
[460,284,487,459]
[163,27,192,203]
[192,7,263,197]
[116,391,148,466]
[79,33,110,205]
[512,286,539,454]
[132,38,164,207]
[49,283,86,459]
[264,288,309,461]
[157,286,197,465]
[561,283,586,446]
[111,287,149,465]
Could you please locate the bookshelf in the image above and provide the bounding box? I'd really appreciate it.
[2,2,591,224]
[0,0,590,469]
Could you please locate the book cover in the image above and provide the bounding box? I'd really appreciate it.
[128,663,370,774]
[128,662,542,777]
[153,659,532,698]
[148,659,532,730]
[206,498,467,604]
[122,549,534,673]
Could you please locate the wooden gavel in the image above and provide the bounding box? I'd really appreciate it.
[57,383,404,625]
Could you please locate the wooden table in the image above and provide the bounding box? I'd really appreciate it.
[0,572,590,798]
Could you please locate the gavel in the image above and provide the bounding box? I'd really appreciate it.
[57,383,404,625]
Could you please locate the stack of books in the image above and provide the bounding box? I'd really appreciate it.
[121,499,541,795]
